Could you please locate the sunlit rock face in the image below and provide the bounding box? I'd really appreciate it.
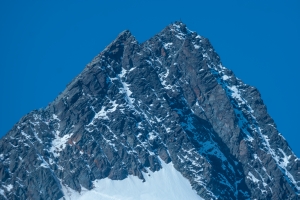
[0,22,299,200]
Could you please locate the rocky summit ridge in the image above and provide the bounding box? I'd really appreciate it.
[0,22,299,200]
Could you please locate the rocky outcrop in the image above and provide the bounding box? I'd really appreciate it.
[0,22,299,200]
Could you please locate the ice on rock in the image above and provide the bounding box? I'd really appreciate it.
[0,189,6,199]
[50,131,74,157]
[222,75,230,80]
[247,172,260,183]
[194,45,200,49]
[52,114,60,121]
[2,184,13,192]
[163,42,173,49]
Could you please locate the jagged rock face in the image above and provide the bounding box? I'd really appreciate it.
[0,22,299,200]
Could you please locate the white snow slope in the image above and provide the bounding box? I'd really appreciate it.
[61,159,202,200]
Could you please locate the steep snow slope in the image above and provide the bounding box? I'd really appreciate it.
[62,159,202,200]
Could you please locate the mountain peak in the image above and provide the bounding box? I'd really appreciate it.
[0,23,299,200]
[114,29,132,43]
[88,29,135,68]
[171,21,188,31]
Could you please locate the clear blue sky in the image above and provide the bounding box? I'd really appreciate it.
[0,1,299,156]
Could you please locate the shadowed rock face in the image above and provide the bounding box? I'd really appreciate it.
[0,22,299,200]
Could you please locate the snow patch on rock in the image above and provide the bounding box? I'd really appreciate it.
[50,131,73,157]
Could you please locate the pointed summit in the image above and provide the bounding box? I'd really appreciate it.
[102,30,132,61]
[172,21,189,33]
[106,29,133,49]
[88,29,135,67]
